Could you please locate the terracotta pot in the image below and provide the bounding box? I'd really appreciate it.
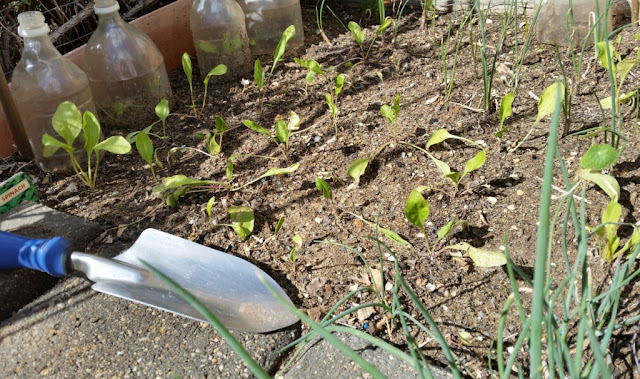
[0,0,195,158]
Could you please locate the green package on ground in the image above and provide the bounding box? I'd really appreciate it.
[0,172,39,214]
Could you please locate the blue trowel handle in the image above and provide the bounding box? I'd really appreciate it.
[0,230,71,277]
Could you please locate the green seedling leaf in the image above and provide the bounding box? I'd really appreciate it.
[445,242,507,267]
[288,111,301,131]
[289,234,303,262]
[381,104,394,124]
[602,199,621,227]
[154,149,163,169]
[374,19,393,39]
[596,41,619,73]
[315,178,332,199]
[430,155,452,177]
[463,150,486,176]
[182,53,193,87]
[242,120,272,138]
[392,94,400,115]
[305,70,317,85]
[194,130,211,141]
[335,74,345,97]
[42,134,71,157]
[577,169,620,202]
[204,64,227,86]
[295,58,324,74]
[536,82,565,124]
[274,25,296,61]
[580,144,619,170]
[348,21,364,45]
[437,220,455,241]
[155,99,169,126]
[426,129,454,149]
[600,90,638,108]
[94,136,131,154]
[206,196,216,222]
[52,101,82,146]
[153,175,216,193]
[215,116,227,134]
[254,59,265,89]
[226,160,233,183]
[228,205,254,238]
[82,111,101,154]
[347,157,369,184]
[273,216,285,236]
[135,131,153,165]
[497,93,514,136]
[404,189,429,234]
[275,120,289,144]
[458,331,473,346]
[379,227,411,247]
[326,93,338,118]
[257,163,300,180]
[166,186,188,208]
[208,135,220,154]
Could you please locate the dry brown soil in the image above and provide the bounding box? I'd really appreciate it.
[3,3,640,376]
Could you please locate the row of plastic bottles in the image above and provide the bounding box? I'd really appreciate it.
[12,0,304,173]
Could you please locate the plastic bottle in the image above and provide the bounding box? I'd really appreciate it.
[84,0,172,130]
[236,0,304,55]
[535,0,612,47]
[11,11,97,173]
[190,0,252,79]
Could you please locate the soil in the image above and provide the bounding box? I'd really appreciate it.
[3,3,640,377]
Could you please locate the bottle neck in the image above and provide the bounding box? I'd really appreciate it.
[21,34,62,62]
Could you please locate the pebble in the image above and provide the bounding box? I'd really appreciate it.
[487,197,498,205]
[516,189,524,196]
[314,136,321,143]
[507,205,515,211]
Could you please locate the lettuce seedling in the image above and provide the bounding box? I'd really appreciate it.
[380,93,400,143]
[295,58,345,136]
[315,178,332,199]
[348,19,392,61]
[254,25,296,115]
[406,129,486,196]
[182,53,227,116]
[243,112,300,157]
[195,116,228,155]
[42,101,131,190]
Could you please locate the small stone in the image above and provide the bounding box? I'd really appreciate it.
[516,190,524,196]
[314,217,322,224]
[507,205,516,211]
[487,197,498,205]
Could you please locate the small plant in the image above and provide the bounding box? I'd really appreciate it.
[242,112,300,158]
[346,143,388,185]
[315,178,332,199]
[152,162,299,207]
[42,101,131,190]
[495,92,514,137]
[295,58,345,136]
[289,234,303,263]
[347,19,392,62]
[404,186,506,265]
[182,53,227,116]
[195,116,228,155]
[406,129,486,196]
[254,25,296,115]
[380,94,400,143]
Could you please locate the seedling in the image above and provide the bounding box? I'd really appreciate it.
[512,81,565,152]
[152,162,299,207]
[495,93,514,138]
[289,234,303,263]
[182,53,227,116]
[254,25,296,115]
[242,112,301,158]
[341,211,411,248]
[195,116,228,155]
[295,58,345,136]
[346,143,388,185]
[347,19,392,62]
[380,94,400,143]
[42,101,131,190]
[404,187,505,266]
[315,178,332,199]
[134,131,162,182]
[406,129,486,196]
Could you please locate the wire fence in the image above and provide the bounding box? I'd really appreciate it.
[0,0,176,81]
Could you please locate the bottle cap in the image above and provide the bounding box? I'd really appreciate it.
[94,0,120,15]
[17,11,50,37]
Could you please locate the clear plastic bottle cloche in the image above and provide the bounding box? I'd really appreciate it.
[236,0,304,55]
[84,0,173,130]
[190,0,252,79]
[11,11,97,173]
[535,0,612,46]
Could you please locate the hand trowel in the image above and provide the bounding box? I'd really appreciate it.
[0,228,298,333]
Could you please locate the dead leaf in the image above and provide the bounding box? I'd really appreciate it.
[307,277,326,296]
[356,306,375,323]
[116,224,128,237]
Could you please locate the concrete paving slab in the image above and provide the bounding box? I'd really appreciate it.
[284,332,454,378]
[0,202,102,321]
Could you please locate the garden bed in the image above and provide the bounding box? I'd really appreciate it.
[2,3,640,376]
